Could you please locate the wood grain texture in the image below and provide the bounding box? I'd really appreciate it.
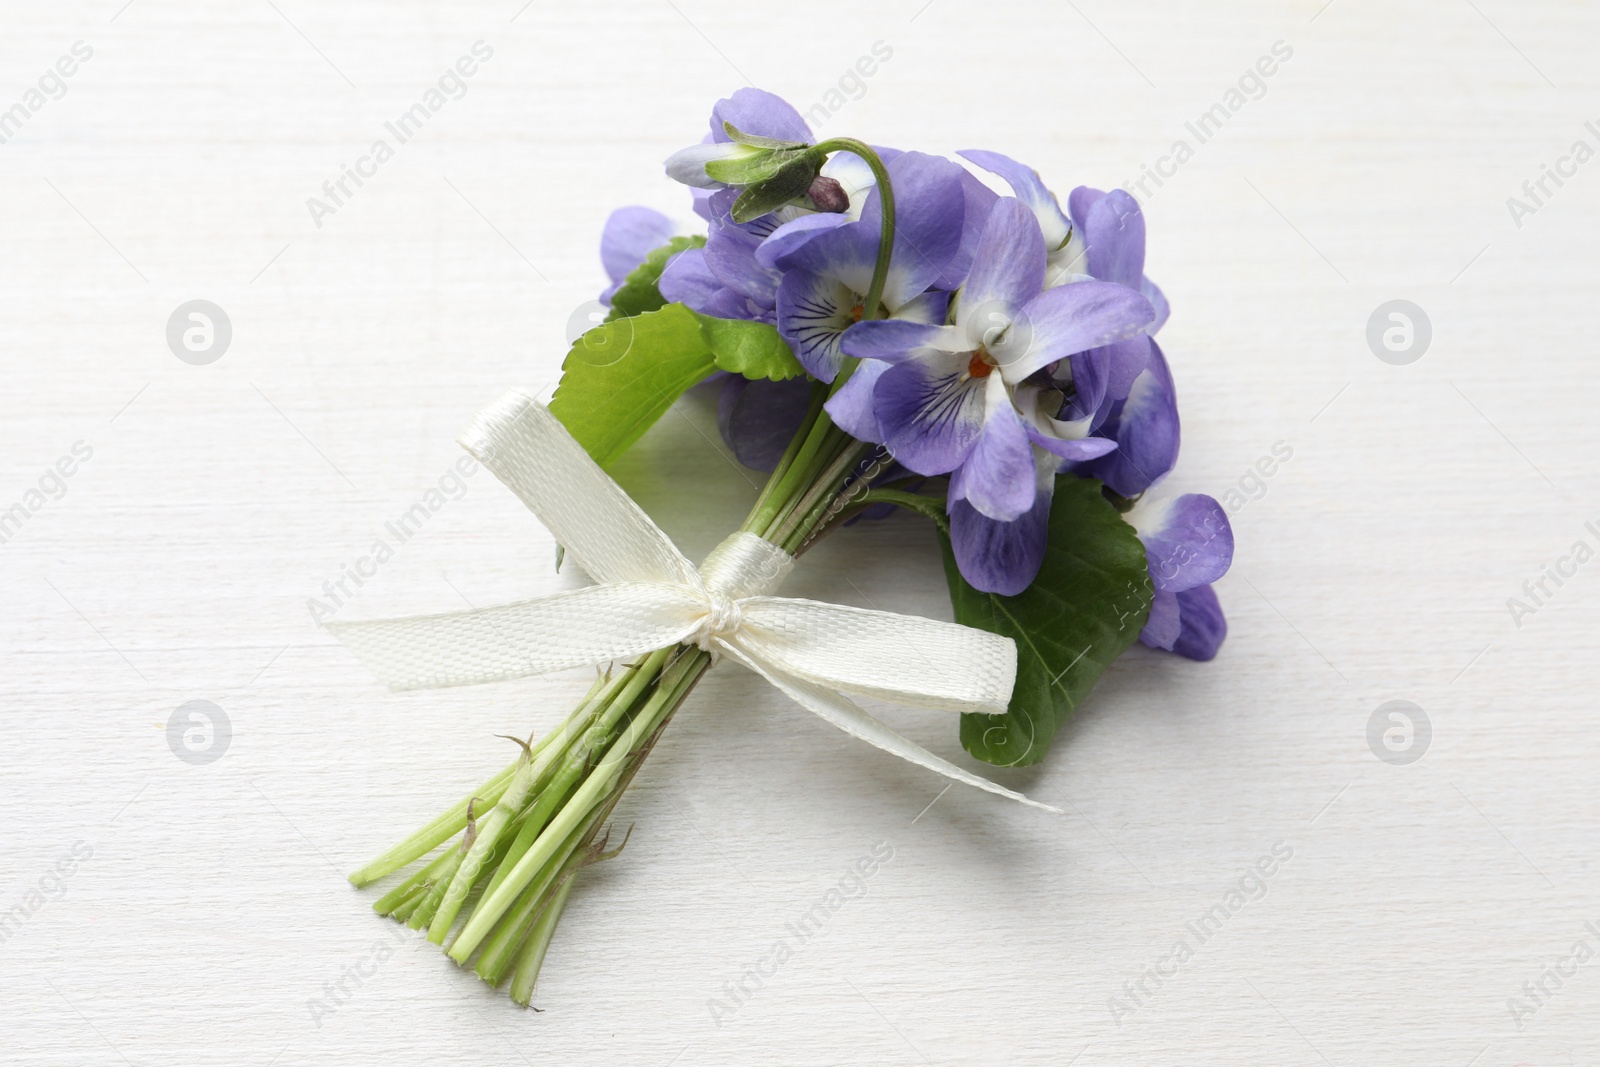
[1,1,1596,1064]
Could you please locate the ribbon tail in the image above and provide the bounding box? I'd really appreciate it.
[458,390,702,589]
[326,583,704,690]
[718,642,1060,813]
[735,598,1018,714]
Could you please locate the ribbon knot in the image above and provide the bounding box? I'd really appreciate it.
[325,389,1052,811]
[692,589,744,653]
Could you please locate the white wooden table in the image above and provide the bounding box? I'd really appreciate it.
[3,1,1596,1063]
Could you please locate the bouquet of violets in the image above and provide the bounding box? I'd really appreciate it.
[329,88,1234,1006]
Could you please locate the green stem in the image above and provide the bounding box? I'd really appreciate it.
[838,487,950,534]
[509,864,578,1005]
[472,811,598,982]
[812,138,896,322]
[742,380,827,530]
[427,756,537,943]
[478,731,599,904]
[348,671,612,887]
[373,848,458,915]
[775,438,871,552]
[448,649,705,963]
[743,406,838,538]
[407,847,467,930]
[348,762,518,887]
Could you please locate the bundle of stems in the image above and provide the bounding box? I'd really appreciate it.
[348,143,901,1005]
[348,399,876,1002]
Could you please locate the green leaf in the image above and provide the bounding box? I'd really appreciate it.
[697,315,805,380]
[550,302,808,466]
[549,303,718,466]
[940,478,1152,767]
[720,121,809,151]
[605,235,704,321]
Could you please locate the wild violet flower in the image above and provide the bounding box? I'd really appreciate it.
[659,91,878,325]
[839,197,1153,591]
[961,152,1170,438]
[1134,493,1234,660]
[944,174,1174,485]
[664,87,815,190]
[766,150,967,382]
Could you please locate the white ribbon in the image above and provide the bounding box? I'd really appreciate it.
[327,389,1052,810]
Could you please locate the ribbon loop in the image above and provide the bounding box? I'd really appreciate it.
[459,389,699,589]
[329,392,1053,811]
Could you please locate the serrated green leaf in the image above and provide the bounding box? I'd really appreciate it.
[549,302,808,467]
[940,478,1152,767]
[605,235,705,321]
[696,314,805,381]
[549,303,718,466]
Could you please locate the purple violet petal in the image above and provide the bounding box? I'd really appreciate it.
[997,280,1154,384]
[600,206,676,294]
[1083,338,1179,495]
[854,152,967,309]
[1067,185,1106,233]
[1170,584,1227,661]
[958,150,1073,250]
[710,88,811,144]
[960,198,1047,331]
[839,319,960,364]
[874,351,987,475]
[776,268,856,381]
[956,375,1037,522]
[656,247,722,312]
[947,488,1051,596]
[1138,493,1234,594]
[718,375,817,471]
[1139,588,1182,649]
[824,358,888,443]
[1083,189,1145,288]
[934,168,1002,290]
[1141,276,1170,334]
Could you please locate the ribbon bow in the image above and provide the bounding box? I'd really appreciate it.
[328,389,1051,809]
